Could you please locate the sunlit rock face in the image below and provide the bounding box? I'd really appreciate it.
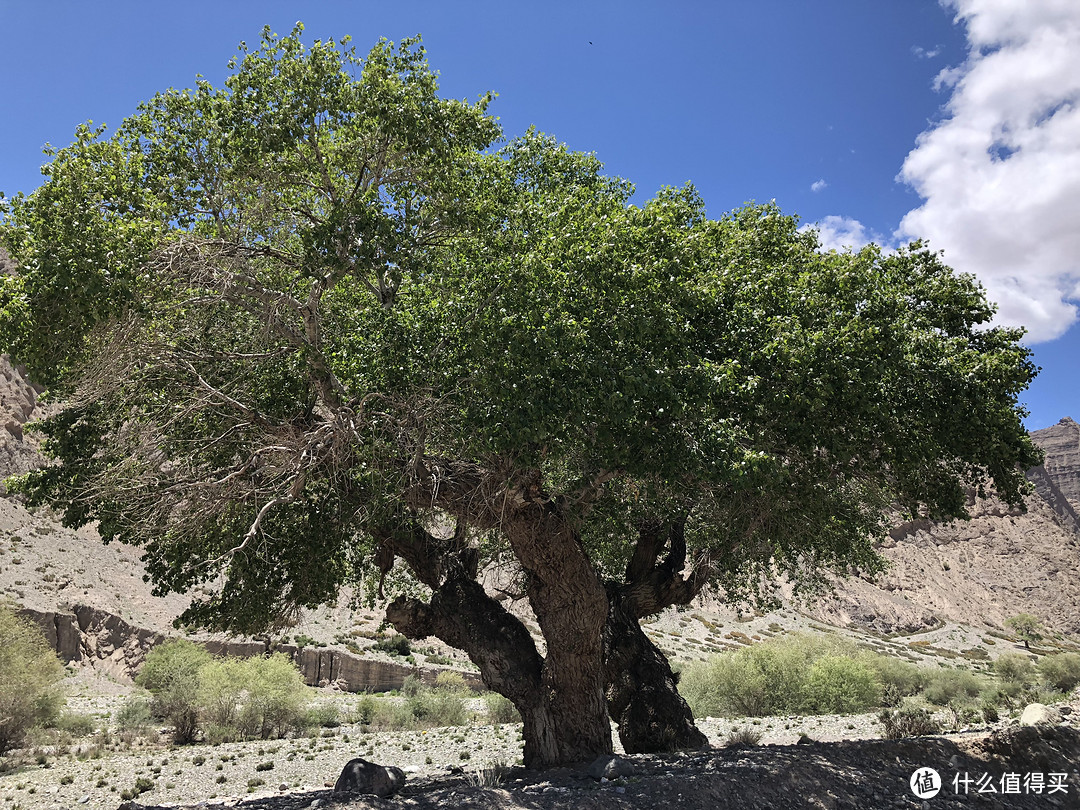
[1031,417,1080,515]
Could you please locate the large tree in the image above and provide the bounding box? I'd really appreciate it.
[0,27,1041,767]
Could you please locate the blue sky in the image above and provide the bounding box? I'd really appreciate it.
[0,1,1076,429]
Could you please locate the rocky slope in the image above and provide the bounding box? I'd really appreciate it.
[814,420,1080,636]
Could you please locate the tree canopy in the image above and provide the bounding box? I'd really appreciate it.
[0,25,1042,767]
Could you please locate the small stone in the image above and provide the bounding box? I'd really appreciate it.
[77,797,90,805]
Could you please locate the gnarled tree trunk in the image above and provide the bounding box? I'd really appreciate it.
[603,583,708,753]
[600,518,711,753]
[379,508,613,768]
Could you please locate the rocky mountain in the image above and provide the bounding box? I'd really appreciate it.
[816,418,1080,635]
[1032,416,1080,514]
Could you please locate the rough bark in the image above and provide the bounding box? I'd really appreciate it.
[600,519,710,753]
[603,583,708,753]
[503,502,614,765]
[381,504,613,768]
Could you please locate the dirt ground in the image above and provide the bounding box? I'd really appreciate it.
[111,724,1080,810]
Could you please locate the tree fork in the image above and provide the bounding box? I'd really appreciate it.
[385,577,562,766]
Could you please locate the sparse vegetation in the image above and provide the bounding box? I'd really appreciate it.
[878,706,942,739]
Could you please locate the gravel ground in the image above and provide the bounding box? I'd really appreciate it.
[3,691,1073,810]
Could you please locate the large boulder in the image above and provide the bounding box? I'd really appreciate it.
[1019,703,1062,727]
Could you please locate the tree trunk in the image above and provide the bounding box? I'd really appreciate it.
[503,506,614,765]
[385,566,611,767]
[603,583,708,753]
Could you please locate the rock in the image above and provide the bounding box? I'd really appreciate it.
[587,754,636,780]
[1020,703,1062,726]
[797,734,815,745]
[333,757,406,798]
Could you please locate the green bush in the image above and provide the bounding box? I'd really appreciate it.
[115,694,154,732]
[434,671,470,694]
[863,655,926,705]
[52,711,96,737]
[136,640,213,744]
[306,702,341,728]
[921,668,984,706]
[407,688,467,727]
[237,653,308,739]
[681,634,884,718]
[373,635,412,657]
[197,657,248,729]
[0,606,65,754]
[681,650,770,717]
[801,655,881,714]
[1036,653,1080,693]
[482,692,520,724]
[993,653,1036,687]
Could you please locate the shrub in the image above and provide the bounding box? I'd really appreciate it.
[681,634,881,718]
[407,688,467,728]
[372,635,412,657]
[921,668,984,706]
[306,702,341,728]
[681,651,769,718]
[993,653,1036,687]
[801,656,881,714]
[115,695,154,732]
[1036,653,1080,693]
[197,657,248,729]
[0,606,65,754]
[482,692,520,724]
[237,654,308,739]
[863,655,926,705]
[878,706,942,739]
[434,671,469,694]
[726,726,763,747]
[136,640,212,744]
[52,711,96,737]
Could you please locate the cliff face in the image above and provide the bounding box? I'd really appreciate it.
[1030,417,1080,515]
[816,417,1080,635]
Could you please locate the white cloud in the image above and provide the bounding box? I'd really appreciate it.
[912,45,943,59]
[805,215,884,253]
[896,0,1080,343]
[811,179,828,192]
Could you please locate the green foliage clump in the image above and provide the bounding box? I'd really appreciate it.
[482,691,521,724]
[681,634,892,718]
[136,640,213,743]
[801,656,882,714]
[236,653,308,739]
[0,606,66,754]
[372,635,412,657]
[135,640,309,743]
[993,653,1036,688]
[115,695,154,732]
[1036,653,1080,693]
[921,668,985,706]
